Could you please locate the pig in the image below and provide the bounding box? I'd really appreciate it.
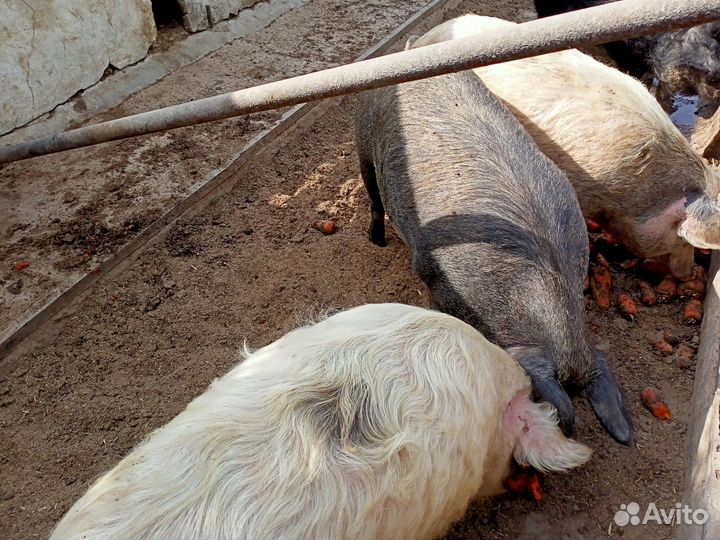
[50,303,591,540]
[355,68,633,445]
[411,15,720,279]
[533,0,720,102]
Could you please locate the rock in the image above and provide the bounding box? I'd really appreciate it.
[0,0,156,135]
[6,280,23,294]
[176,0,261,32]
[207,0,231,25]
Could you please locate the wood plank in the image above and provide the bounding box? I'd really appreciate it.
[678,252,720,540]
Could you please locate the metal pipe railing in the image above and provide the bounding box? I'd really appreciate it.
[2,0,720,164]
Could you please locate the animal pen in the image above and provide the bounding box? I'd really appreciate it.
[1,0,719,538]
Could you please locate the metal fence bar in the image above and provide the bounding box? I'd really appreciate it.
[1,0,719,164]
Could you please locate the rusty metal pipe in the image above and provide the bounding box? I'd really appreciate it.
[2,0,720,164]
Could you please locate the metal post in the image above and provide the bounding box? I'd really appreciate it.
[2,0,720,164]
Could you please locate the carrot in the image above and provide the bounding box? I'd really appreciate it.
[675,343,696,369]
[620,258,640,270]
[655,277,677,303]
[14,260,29,272]
[652,340,674,356]
[595,253,611,270]
[663,330,679,346]
[638,281,657,306]
[648,333,673,356]
[591,266,612,310]
[312,219,337,235]
[617,293,637,320]
[683,299,704,325]
[640,387,671,420]
[585,218,603,233]
[504,465,542,502]
[594,232,619,252]
[692,265,707,284]
[678,279,705,299]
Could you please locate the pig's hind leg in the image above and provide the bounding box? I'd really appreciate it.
[360,159,387,247]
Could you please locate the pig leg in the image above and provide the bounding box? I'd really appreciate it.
[360,159,387,247]
[668,242,695,280]
[584,350,634,446]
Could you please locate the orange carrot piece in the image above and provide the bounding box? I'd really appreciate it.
[692,265,707,284]
[591,266,612,310]
[14,260,29,272]
[663,330,679,346]
[312,219,337,235]
[585,218,602,233]
[617,293,637,320]
[640,387,671,420]
[638,281,657,306]
[648,333,673,356]
[655,277,677,303]
[678,279,705,299]
[683,300,704,325]
[504,466,542,502]
[596,253,611,270]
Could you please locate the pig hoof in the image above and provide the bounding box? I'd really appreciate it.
[368,225,387,247]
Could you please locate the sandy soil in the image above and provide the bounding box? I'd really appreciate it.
[0,0,703,539]
[0,94,703,538]
[0,0,434,344]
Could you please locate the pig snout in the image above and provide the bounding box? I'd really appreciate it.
[584,350,634,446]
[503,390,592,473]
[518,352,633,446]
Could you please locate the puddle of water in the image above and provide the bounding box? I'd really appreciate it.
[671,94,699,139]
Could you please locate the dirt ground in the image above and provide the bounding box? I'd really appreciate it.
[0,0,442,344]
[0,0,705,539]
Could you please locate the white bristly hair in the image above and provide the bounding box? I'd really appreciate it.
[51,303,590,540]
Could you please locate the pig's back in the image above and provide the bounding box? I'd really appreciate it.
[357,71,588,349]
[362,71,585,276]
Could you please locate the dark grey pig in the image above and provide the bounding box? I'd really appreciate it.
[356,68,633,445]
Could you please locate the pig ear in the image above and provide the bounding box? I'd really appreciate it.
[506,395,592,473]
[585,350,634,446]
[518,357,576,437]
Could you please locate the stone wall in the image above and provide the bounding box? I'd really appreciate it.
[0,0,156,135]
[177,0,262,32]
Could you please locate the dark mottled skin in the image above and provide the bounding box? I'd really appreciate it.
[534,0,720,99]
[355,69,633,444]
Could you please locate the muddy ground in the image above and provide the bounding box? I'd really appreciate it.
[0,0,702,538]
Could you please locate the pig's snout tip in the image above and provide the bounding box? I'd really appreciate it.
[586,351,635,446]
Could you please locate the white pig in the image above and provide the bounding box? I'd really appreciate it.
[51,303,591,540]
